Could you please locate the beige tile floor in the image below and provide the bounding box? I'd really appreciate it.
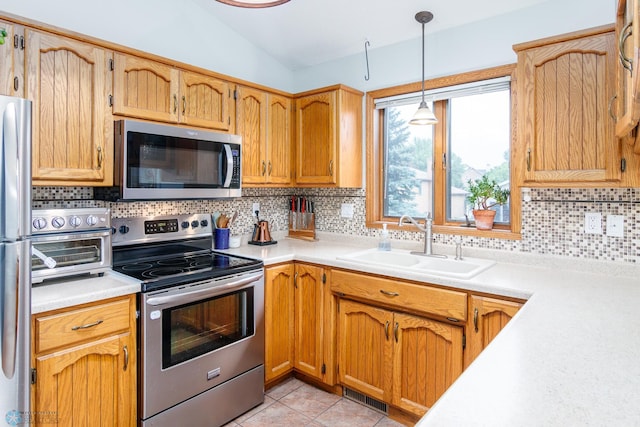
[224,377,406,427]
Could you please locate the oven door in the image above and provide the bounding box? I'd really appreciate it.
[139,269,264,421]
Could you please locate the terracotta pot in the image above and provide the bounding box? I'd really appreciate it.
[472,209,497,230]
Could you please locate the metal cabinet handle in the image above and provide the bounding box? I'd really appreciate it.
[262,161,266,176]
[473,307,479,333]
[619,21,633,73]
[173,94,178,114]
[268,161,272,176]
[609,95,618,122]
[96,146,103,170]
[526,149,531,172]
[13,76,18,92]
[294,272,298,288]
[182,95,186,115]
[394,322,399,343]
[380,290,399,297]
[329,160,334,176]
[123,345,129,371]
[384,321,390,340]
[71,319,103,331]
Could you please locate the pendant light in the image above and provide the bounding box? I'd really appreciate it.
[409,11,438,126]
[216,0,290,8]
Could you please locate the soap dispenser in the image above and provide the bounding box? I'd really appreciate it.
[378,223,391,251]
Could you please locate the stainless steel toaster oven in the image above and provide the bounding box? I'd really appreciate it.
[31,208,112,284]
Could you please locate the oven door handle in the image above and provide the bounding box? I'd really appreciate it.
[145,272,263,307]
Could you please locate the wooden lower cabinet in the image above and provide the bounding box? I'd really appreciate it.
[338,299,463,417]
[264,263,336,386]
[31,295,136,426]
[264,263,295,382]
[465,295,523,367]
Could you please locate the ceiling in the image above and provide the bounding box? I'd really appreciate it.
[193,0,551,70]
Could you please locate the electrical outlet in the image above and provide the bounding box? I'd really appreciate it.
[340,203,354,218]
[584,212,602,234]
[606,215,624,237]
[252,202,260,215]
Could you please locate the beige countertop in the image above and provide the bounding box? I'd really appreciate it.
[31,232,640,426]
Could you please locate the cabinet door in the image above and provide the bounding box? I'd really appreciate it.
[264,264,295,382]
[112,52,179,122]
[338,299,393,403]
[179,70,231,130]
[518,31,620,183]
[0,21,24,97]
[294,264,325,379]
[392,313,463,416]
[267,94,292,184]
[237,86,268,184]
[466,295,522,366]
[26,30,113,185]
[615,0,640,139]
[296,91,337,185]
[33,333,135,426]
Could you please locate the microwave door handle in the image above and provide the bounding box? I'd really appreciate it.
[2,102,18,240]
[146,272,263,307]
[222,144,233,188]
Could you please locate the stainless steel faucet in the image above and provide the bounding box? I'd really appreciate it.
[398,212,446,258]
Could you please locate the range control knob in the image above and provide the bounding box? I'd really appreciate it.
[86,215,98,226]
[200,219,208,227]
[119,225,130,234]
[32,217,47,230]
[181,221,190,229]
[69,216,82,228]
[191,220,199,228]
[51,216,65,229]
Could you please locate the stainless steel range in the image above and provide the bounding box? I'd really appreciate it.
[111,213,264,427]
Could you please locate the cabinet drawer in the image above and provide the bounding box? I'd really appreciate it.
[35,298,131,354]
[331,269,467,321]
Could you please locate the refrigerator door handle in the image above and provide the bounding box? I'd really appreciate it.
[1,243,18,379]
[2,101,18,240]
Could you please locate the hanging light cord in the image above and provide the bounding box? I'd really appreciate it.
[420,21,425,103]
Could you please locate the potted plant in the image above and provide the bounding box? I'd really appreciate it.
[466,175,510,230]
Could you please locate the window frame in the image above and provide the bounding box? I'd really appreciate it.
[365,64,521,239]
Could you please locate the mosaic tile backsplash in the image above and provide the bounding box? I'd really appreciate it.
[32,186,640,264]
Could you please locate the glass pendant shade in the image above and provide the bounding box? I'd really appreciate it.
[409,100,438,125]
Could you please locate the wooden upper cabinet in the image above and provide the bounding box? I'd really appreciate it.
[465,295,522,368]
[237,85,291,185]
[0,20,24,97]
[113,53,232,130]
[515,27,621,184]
[26,30,113,186]
[179,70,231,130]
[112,53,178,122]
[295,85,362,187]
[615,0,640,141]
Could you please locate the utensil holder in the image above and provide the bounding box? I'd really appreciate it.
[288,212,316,241]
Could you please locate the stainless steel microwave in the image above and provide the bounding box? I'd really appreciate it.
[98,120,242,201]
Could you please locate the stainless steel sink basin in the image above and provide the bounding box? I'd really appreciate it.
[337,248,496,279]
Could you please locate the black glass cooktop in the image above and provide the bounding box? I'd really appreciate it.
[112,240,262,292]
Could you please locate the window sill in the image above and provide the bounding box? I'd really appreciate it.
[370,221,521,241]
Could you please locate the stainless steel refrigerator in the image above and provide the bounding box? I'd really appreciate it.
[0,95,31,425]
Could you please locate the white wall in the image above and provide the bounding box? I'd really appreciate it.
[0,0,295,91]
[292,0,616,93]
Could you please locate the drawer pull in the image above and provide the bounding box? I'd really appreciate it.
[380,290,399,297]
[71,319,103,331]
[123,345,129,371]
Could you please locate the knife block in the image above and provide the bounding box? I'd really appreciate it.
[288,212,316,241]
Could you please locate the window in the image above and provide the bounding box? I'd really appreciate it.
[366,65,520,238]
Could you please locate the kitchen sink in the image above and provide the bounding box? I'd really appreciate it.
[337,248,496,279]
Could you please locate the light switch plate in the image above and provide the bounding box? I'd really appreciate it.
[340,203,354,218]
[606,215,624,237]
[584,212,602,234]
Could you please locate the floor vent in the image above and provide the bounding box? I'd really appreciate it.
[343,387,388,415]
